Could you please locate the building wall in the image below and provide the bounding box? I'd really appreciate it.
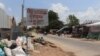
[0,8,12,28]
[0,8,14,39]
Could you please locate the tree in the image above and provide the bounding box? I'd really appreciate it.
[67,15,79,26]
[18,22,27,32]
[47,10,64,29]
[48,10,59,23]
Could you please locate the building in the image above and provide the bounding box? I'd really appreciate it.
[0,8,16,39]
[86,22,100,40]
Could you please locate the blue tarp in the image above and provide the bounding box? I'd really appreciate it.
[0,48,5,56]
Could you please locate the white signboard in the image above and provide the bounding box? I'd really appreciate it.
[26,8,48,27]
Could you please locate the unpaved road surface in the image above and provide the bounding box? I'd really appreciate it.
[30,42,75,56]
[41,34,100,56]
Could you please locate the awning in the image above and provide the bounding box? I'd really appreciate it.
[86,22,100,26]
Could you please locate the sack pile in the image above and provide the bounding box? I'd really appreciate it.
[0,36,30,56]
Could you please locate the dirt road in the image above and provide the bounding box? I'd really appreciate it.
[42,34,100,56]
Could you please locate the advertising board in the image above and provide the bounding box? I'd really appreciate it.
[26,8,48,27]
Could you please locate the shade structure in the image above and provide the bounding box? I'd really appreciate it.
[86,22,100,26]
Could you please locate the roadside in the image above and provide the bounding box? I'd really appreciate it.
[49,34,100,45]
[31,32,76,56]
[32,32,100,56]
[44,34,100,56]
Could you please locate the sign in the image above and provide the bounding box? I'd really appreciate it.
[26,8,48,27]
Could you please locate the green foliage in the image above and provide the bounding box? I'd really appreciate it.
[48,10,59,23]
[67,15,79,26]
[48,10,64,29]
[49,20,63,29]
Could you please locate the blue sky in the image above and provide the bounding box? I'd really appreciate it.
[0,0,100,24]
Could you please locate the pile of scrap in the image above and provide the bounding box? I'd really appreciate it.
[0,35,27,56]
[33,37,47,45]
[0,32,75,56]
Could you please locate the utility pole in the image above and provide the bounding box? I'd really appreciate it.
[22,1,29,56]
[22,0,24,21]
[22,0,29,56]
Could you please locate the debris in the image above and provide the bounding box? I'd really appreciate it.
[16,37,23,46]
[4,47,12,56]
[10,43,17,49]
[33,37,47,45]
[12,46,26,56]
[27,37,34,51]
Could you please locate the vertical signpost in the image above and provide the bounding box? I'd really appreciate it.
[26,8,48,27]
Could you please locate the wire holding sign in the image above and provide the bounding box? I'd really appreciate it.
[26,8,48,27]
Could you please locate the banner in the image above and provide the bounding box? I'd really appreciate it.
[26,8,48,27]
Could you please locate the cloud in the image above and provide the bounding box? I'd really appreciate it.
[50,3,100,24]
[0,2,5,10]
[50,3,69,14]
[50,3,70,23]
[75,7,100,23]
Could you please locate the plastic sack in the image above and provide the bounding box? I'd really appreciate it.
[27,37,34,50]
[21,36,27,45]
[5,40,12,47]
[4,47,12,56]
[12,46,26,56]
[1,39,12,47]
[16,37,23,46]
[0,48,5,56]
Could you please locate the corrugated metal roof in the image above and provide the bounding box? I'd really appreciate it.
[86,22,100,26]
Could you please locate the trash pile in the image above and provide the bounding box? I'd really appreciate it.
[0,35,35,56]
[0,33,75,56]
[0,33,47,56]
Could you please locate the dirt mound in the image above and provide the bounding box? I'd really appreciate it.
[30,42,75,56]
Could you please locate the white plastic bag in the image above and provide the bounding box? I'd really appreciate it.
[16,37,23,46]
[4,47,12,56]
[22,36,27,45]
[12,46,26,56]
[1,39,12,47]
[27,37,34,50]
